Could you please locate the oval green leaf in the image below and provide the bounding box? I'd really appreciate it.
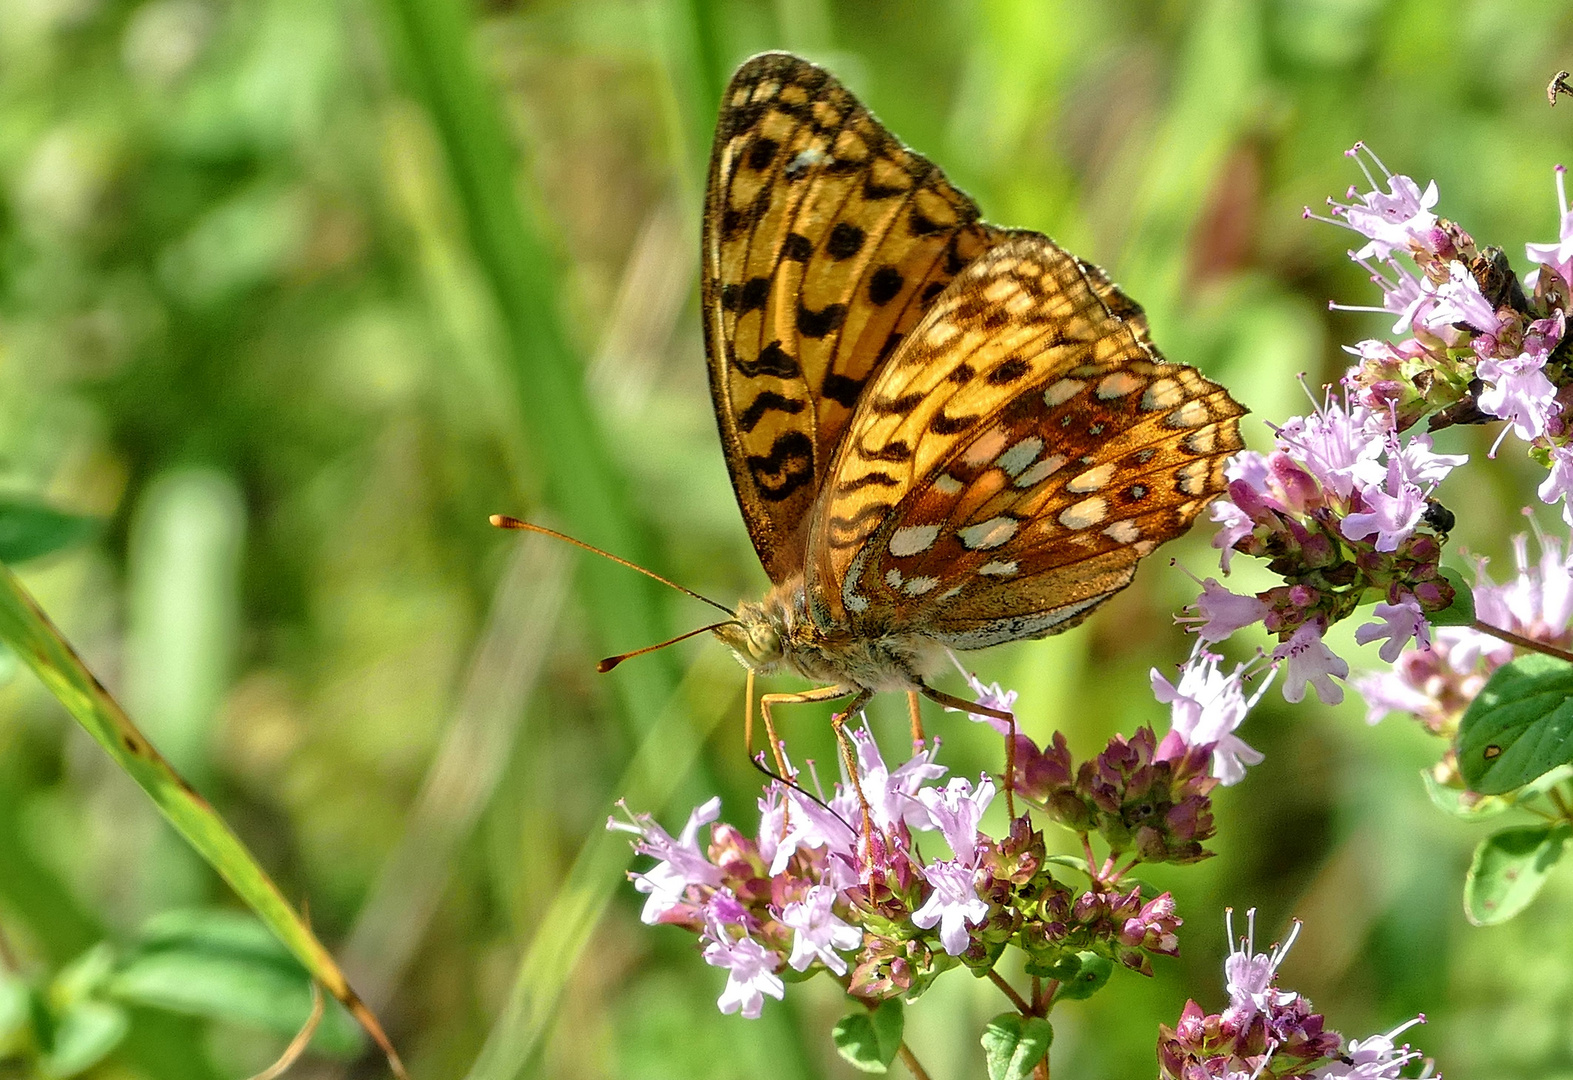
[981,1013,1053,1080]
[832,999,904,1074]
[1419,770,1510,820]
[1429,568,1475,627]
[0,563,404,1074]
[42,1000,128,1078]
[108,908,360,1054]
[0,500,98,565]
[1463,825,1570,926]
[1457,654,1573,794]
[1053,951,1113,1000]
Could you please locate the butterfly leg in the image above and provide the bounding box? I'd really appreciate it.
[828,688,877,844]
[756,683,856,784]
[907,690,926,746]
[919,685,1018,818]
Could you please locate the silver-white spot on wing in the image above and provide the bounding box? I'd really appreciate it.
[1059,498,1108,530]
[959,517,1019,550]
[890,524,941,556]
[995,437,1043,478]
[1013,453,1068,489]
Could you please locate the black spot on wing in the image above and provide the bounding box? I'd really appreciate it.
[868,266,904,305]
[931,408,975,435]
[837,472,900,492]
[827,502,893,544]
[740,276,770,311]
[827,221,866,260]
[987,357,1032,385]
[748,430,815,501]
[747,137,778,171]
[860,440,911,462]
[873,391,925,414]
[798,302,848,338]
[782,233,814,262]
[737,391,806,432]
[735,340,800,379]
[822,372,864,407]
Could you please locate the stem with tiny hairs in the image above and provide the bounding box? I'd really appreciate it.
[1470,619,1573,664]
[898,1043,934,1080]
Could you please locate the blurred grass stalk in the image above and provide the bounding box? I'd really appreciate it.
[373,0,681,732]
[371,0,738,1072]
[463,647,740,1080]
[0,560,404,1074]
[125,468,247,919]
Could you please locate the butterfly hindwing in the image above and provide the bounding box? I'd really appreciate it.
[703,52,1005,583]
[810,234,1246,646]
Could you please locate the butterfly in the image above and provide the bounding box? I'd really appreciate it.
[496,51,1244,799]
[696,52,1245,771]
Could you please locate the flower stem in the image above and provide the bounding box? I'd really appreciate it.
[987,967,1034,1014]
[1549,783,1573,822]
[1112,855,1141,883]
[898,1042,934,1080]
[1471,619,1573,664]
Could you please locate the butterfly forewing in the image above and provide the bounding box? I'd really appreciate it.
[703,52,1006,583]
[810,235,1246,646]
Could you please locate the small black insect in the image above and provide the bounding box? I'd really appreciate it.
[1421,498,1455,535]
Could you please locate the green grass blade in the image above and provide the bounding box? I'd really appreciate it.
[374,0,679,728]
[462,649,738,1080]
[0,562,407,1077]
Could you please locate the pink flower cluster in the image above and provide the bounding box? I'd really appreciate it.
[1314,146,1571,507]
[1193,144,1573,703]
[610,725,1188,1018]
[1356,528,1573,753]
[1190,389,1463,704]
[1159,910,1434,1080]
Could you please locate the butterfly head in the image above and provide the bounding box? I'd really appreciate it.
[713,599,786,673]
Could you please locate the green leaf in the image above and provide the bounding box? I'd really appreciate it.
[1043,855,1091,876]
[980,1013,1053,1080]
[1050,951,1113,1001]
[0,971,28,1049]
[1430,568,1475,627]
[107,908,361,1055]
[0,500,98,565]
[41,1000,128,1078]
[0,562,402,1073]
[1420,770,1510,819]
[832,999,904,1074]
[1463,825,1570,925]
[50,943,115,1005]
[1457,654,1573,794]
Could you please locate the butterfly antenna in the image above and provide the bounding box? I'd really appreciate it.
[597,620,740,672]
[489,515,734,616]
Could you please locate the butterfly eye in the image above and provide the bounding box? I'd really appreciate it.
[748,624,784,665]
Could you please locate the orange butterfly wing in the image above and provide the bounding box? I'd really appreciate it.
[702,52,1005,583]
[808,234,1246,647]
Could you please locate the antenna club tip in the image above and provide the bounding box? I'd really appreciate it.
[596,657,621,673]
[490,514,522,529]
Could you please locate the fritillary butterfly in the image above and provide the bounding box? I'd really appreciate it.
[700,52,1246,748]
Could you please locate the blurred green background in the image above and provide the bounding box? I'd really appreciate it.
[1,0,1572,1076]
